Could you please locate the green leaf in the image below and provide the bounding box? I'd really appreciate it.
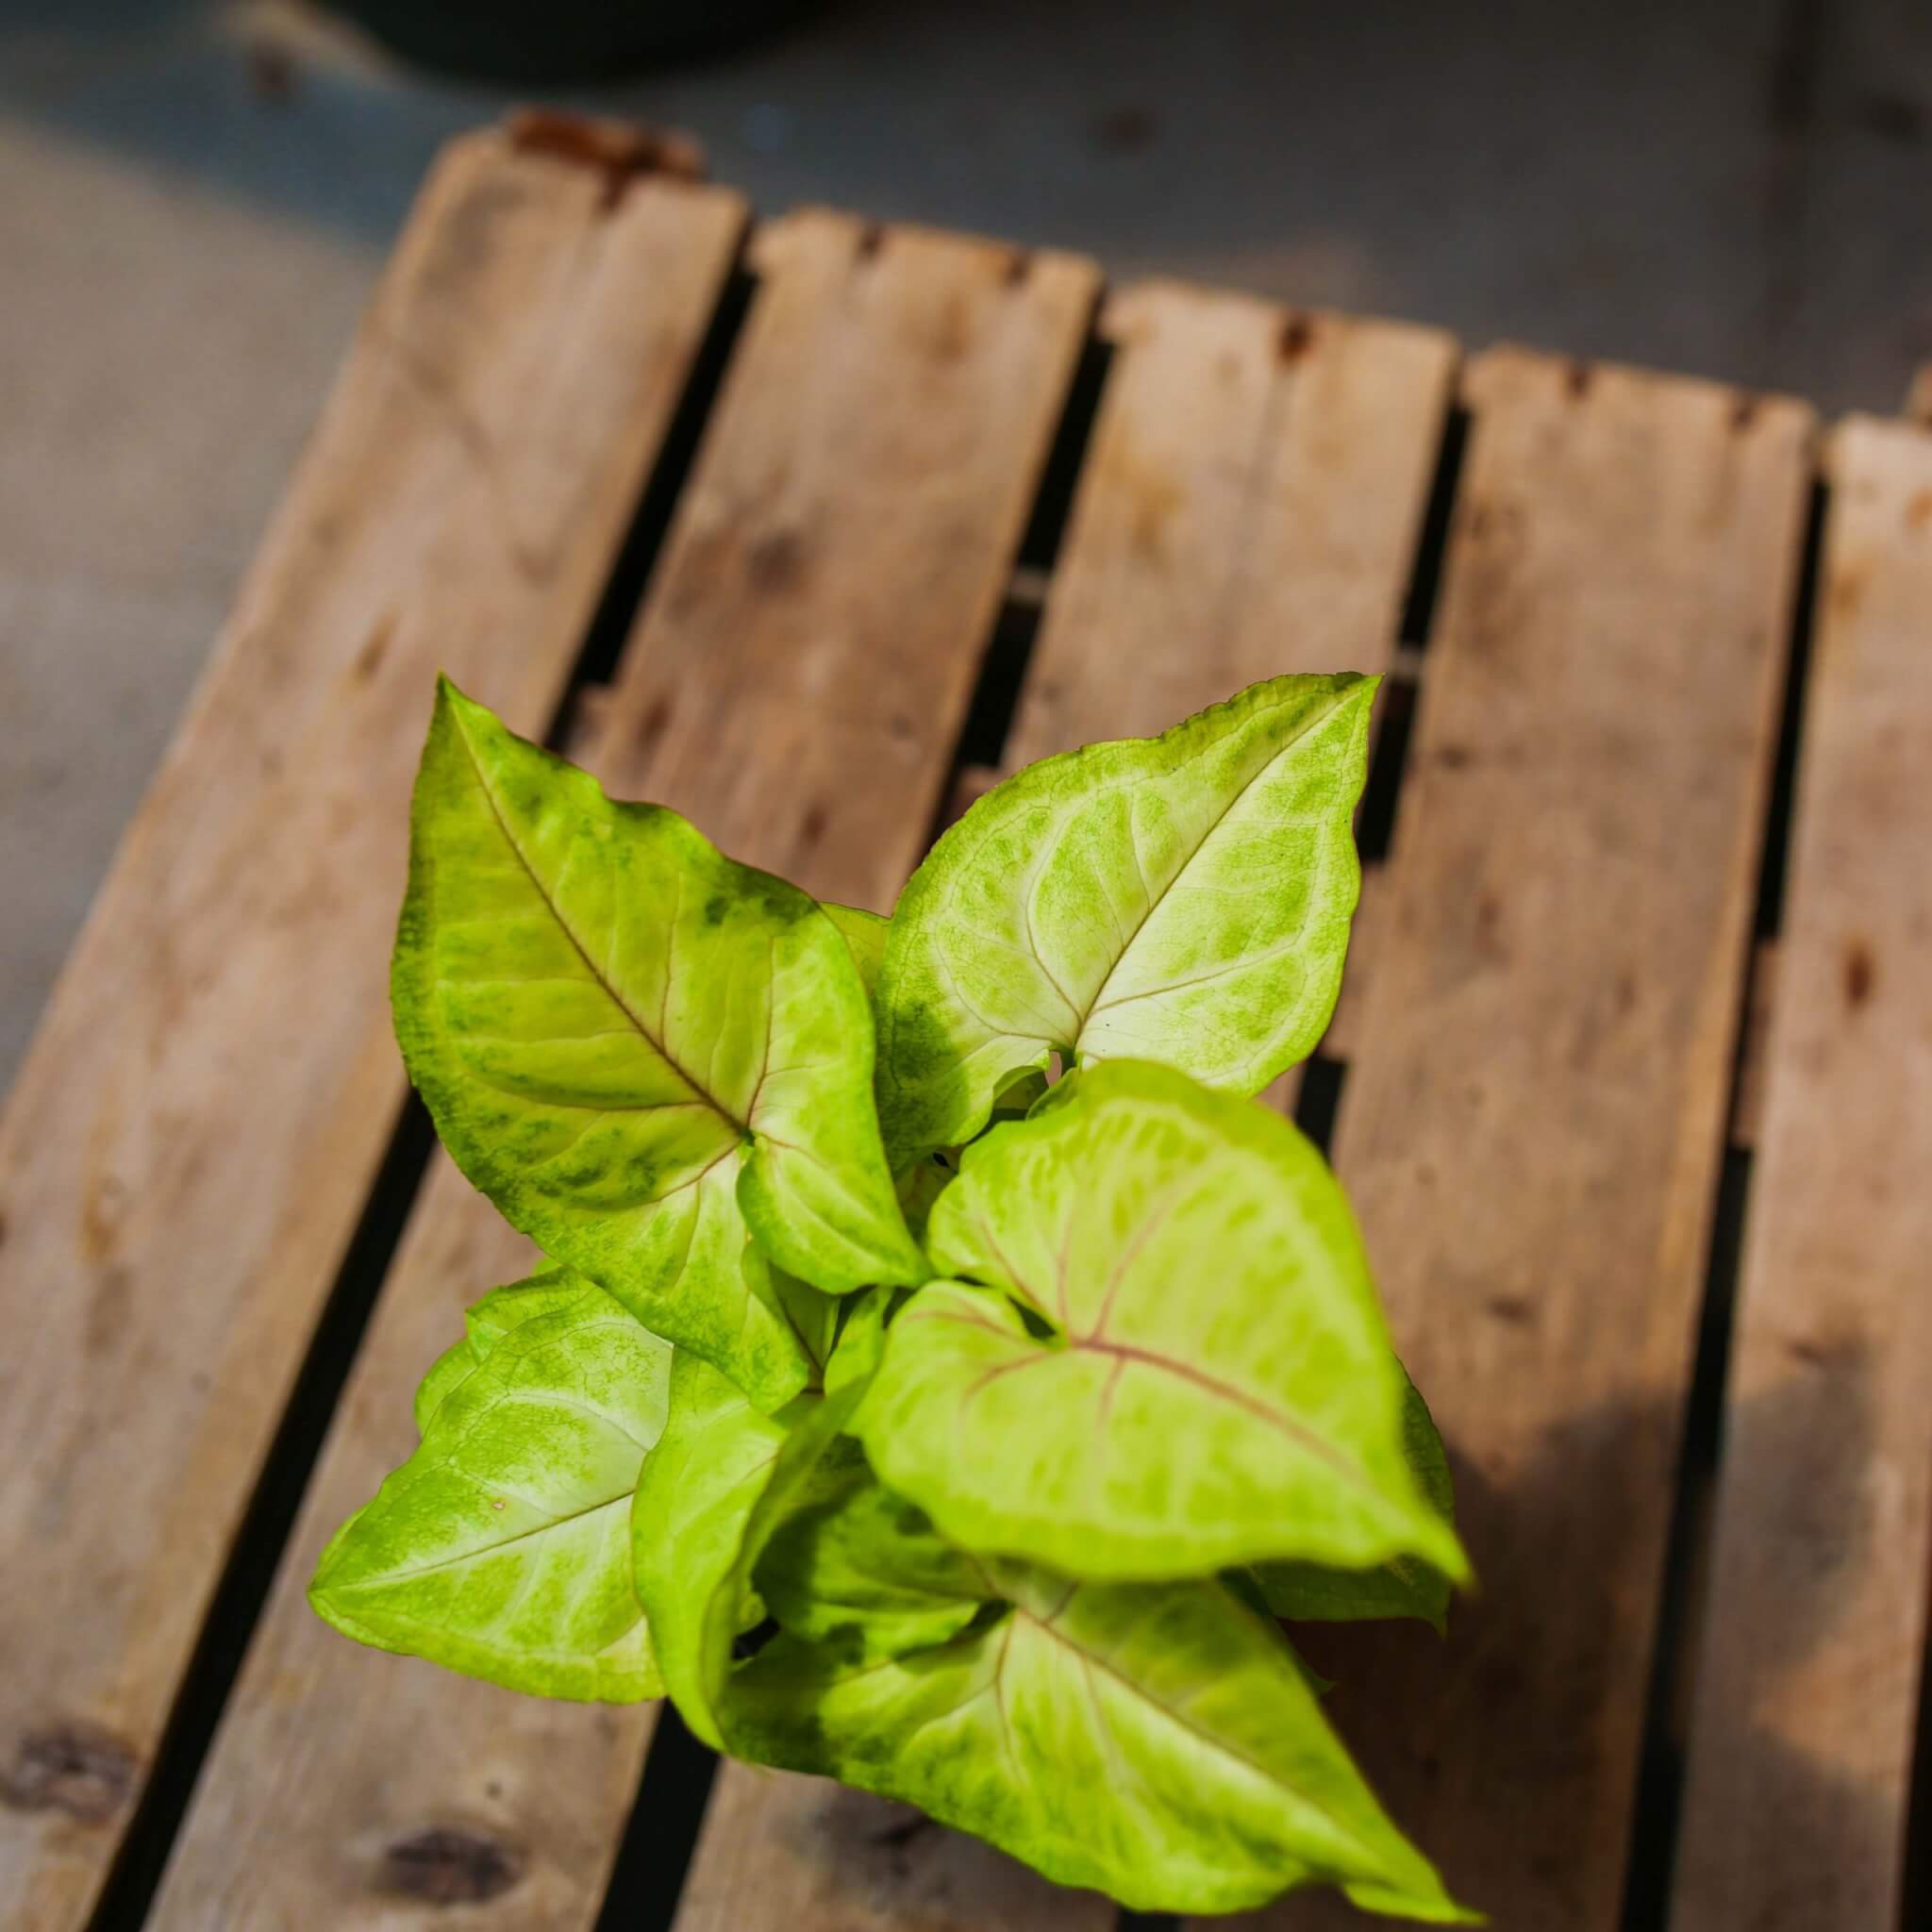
[754,1461,990,1661]
[631,1351,868,1748]
[392,678,926,1412]
[858,1060,1470,1586]
[726,1561,1474,1921]
[822,901,888,999]
[1254,1368,1458,1631]
[874,674,1378,1161]
[412,1265,591,1435]
[310,1271,670,1702]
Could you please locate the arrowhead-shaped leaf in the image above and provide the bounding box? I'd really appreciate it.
[875,674,1378,1161]
[725,1561,1474,1921]
[754,1463,990,1662]
[857,1061,1470,1585]
[631,1350,868,1748]
[393,679,927,1411]
[311,1268,670,1702]
[1254,1367,1458,1631]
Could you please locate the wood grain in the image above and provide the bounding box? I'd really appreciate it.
[1005,281,1455,767]
[0,131,745,1930]
[151,204,1097,1932]
[1669,417,1932,1930]
[1005,281,1454,1128]
[1212,351,1815,1930]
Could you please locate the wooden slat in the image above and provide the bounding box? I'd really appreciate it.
[1005,282,1455,766]
[1669,416,1932,1930]
[0,132,743,1930]
[152,205,1097,1931]
[1008,282,1455,1130]
[1213,352,1815,1930]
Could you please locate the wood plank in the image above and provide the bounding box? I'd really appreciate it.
[1669,416,1932,1930]
[1005,281,1455,767]
[0,130,744,1931]
[657,209,1097,1932]
[1209,351,1815,1930]
[152,206,1098,1932]
[1008,281,1454,1132]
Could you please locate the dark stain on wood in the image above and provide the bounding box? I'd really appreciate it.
[506,108,704,211]
[1278,313,1315,362]
[1003,248,1032,288]
[379,1825,524,1904]
[1906,489,1932,532]
[1565,358,1592,399]
[351,613,396,685]
[0,1723,140,1822]
[636,694,675,761]
[798,802,829,852]
[1730,392,1760,431]
[746,527,808,595]
[1486,1294,1536,1327]
[855,221,886,264]
[1841,938,1875,1009]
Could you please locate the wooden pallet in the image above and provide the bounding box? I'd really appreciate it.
[3,120,1929,1932]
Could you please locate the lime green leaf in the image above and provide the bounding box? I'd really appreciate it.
[412,1265,591,1435]
[755,1462,990,1661]
[894,1154,956,1245]
[393,678,926,1411]
[875,674,1378,1160]
[631,1351,868,1748]
[1255,1368,1458,1631]
[822,901,888,998]
[858,1061,1469,1585]
[310,1271,670,1702]
[726,1561,1474,1921]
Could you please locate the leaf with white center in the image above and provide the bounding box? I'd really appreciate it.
[857,1060,1470,1585]
[631,1350,868,1748]
[310,1271,671,1702]
[1254,1368,1459,1632]
[874,674,1378,1161]
[393,678,926,1411]
[724,1560,1474,1921]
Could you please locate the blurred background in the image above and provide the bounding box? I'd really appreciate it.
[3,0,1929,1089]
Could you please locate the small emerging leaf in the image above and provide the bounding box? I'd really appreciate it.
[858,1061,1470,1585]
[1255,1369,1459,1631]
[392,679,926,1411]
[755,1462,990,1661]
[875,674,1378,1161]
[311,1269,670,1702]
[631,1351,867,1747]
[726,1561,1474,1921]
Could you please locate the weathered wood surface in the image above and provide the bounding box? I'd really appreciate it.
[1216,352,1816,1930]
[0,131,744,1931]
[153,204,1098,1932]
[1669,417,1932,1931]
[652,207,1099,1932]
[1006,282,1454,1125]
[1004,282,1453,765]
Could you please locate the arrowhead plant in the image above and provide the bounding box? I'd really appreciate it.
[311,671,1478,1923]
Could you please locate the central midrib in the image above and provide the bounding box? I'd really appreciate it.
[454,718,748,1136]
[1069,683,1358,1037]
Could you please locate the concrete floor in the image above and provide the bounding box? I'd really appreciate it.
[3,0,1929,1087]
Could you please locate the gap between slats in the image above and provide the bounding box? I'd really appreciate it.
[1616,476,1829,1929]
[82,242,760,1932]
